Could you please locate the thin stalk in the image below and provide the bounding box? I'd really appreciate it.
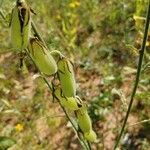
[128,119,150,128]
[113,1,150,149]
[0,9,5,20]
[87,141,92,150]
[31,21,47,47]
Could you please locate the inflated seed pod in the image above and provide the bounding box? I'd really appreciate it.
[54,88,82,111]
[75,105,92,133]
[10,0,31,50]
[57,58,76,97]
[84,130,97,142]
[28,37,57,75]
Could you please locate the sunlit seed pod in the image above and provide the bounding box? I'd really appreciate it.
[76,105,92,133]
[54,88,82,111]
[84,130,97,142]
[57,58,76,97]
[28,38,57,75]
[10,0,31,50]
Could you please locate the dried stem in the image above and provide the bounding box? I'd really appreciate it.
[128,119,150,128]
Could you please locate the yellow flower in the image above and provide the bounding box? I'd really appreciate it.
[56,14,61,20]
[69,2,76,8]
[75,1,80,7]
[69,1,80,8]
[15,123,24,132]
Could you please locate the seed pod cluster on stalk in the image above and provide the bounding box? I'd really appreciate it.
[10,0,97,144]
[10,0,31,50]
[52,80,97,142]
[49,55,97,142]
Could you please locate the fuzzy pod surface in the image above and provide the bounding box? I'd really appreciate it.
[76,105,92,133]
[54,88,82,111]
[28,37,57,75]
[84,130,97,142]
[57,58,76,97]
[10,0,31,50]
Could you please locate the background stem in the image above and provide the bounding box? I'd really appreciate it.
[113,1,150,149]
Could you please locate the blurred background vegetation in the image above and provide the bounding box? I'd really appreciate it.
[0,0,150,149]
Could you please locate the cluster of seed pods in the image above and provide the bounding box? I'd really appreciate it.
[10,0,97,142]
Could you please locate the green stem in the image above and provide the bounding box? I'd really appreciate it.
[86,141,91,149]
[31,21,47,47]
[0,9,5,20]
[113,1,150,149]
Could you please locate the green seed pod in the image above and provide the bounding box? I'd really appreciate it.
[76,105,92,133]
[57,58,76,97]
[54,88,82,111]
[10,0,31,50]
[28,37,57,75]
[84,130,97,142]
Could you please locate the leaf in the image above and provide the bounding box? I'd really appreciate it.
[0,137,16,150]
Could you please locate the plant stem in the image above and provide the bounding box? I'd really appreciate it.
[113,1,150,149]
[31,21,47,47]
[128,119,150,128]
[0,9,5,20]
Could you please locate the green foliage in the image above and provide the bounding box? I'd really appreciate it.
[0,136,16,150]
[88,91,112,122]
